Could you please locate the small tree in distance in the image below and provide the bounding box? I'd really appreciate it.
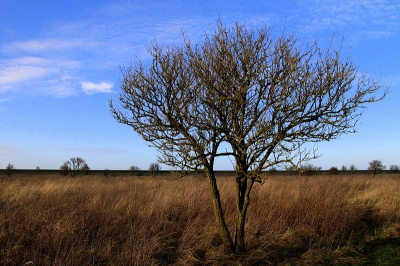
[330,167,339,175]
[341,165,347,173]
[390,165,399,173]
[149,162,161,178]
[60,162,69,176]
[349,164,357,174]
[129,165,141,176]
[60,157,89,177]
[301,164,321,176]
[82,162,90,175]
[5,163,15,176]
[110,20,387,253]
[368,160,385,178]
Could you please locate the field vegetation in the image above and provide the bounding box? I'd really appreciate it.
[1,173,400,265]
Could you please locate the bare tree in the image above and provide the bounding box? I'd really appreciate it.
[299,164,319,176]
[129,165,140,171]
[349,164,357,174]
[129,165,141,176]
[390,165,399,173]
[148,162,161,178]
[368,160,386,178]
[82,162,90,175]
[60,157,89,177]
[341,165,347,174]
[109,21,387,253]
[5,163,15,176]
[60,162,69,176]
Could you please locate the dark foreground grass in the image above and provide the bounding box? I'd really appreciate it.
[1,174,400,265]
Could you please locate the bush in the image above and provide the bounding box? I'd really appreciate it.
[103,169,110,177]
[329,166,339,175]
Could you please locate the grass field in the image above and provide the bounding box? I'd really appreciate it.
[1,173,400,265]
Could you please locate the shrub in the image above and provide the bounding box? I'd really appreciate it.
[329,166,339,175]
[103,169,110,177]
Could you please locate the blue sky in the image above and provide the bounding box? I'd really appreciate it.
[0,0,399,170]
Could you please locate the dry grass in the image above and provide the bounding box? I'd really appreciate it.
[1,174,400,265]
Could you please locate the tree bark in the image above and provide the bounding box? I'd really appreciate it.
[235,208,248,253]
[206,169,234,252]
[234,170,249,253]
[235,168,254,253]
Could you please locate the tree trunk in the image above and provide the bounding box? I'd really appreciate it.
[234,170,252,253]
[206,169,235,252]
[235,207,248,253]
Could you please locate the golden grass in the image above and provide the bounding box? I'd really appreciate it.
[1,173,400,265]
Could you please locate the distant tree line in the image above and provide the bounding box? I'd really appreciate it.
[1,159,399,178]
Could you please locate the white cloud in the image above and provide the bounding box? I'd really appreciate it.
[0,65,50,85]
[4,39,95,53]
[0,56,82,96]
[80,81,114,95]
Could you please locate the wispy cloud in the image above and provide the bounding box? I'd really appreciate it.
[80,81,113,95]
[0,2,220,98]
[4,39,96,53]
[0,65,50,86]
[297,0,400,39]
[0,144,22,156]
[0,56,80,96]
[1,0,396,99]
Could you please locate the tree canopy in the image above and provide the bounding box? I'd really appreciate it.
[110,21,387,253]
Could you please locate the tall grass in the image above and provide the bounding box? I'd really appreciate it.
[1,174,400,265]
